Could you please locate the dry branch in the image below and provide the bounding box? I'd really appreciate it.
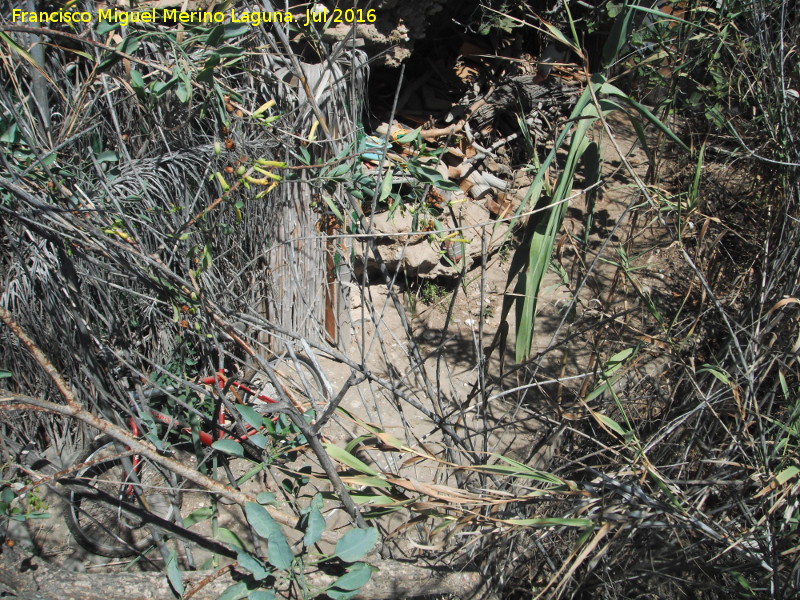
[0,547,484,600]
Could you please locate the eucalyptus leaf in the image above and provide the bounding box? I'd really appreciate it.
[245,502,282,538]
[222,23,253,39]
[217,581,248,600]
[216,526,247,550]
[303,505,326,547]
[334,527,378,563]
[166,549,184,597]
[266,532,293,570]
[236,404,264,429]
[245,502,293,570]
[256,491,277,505]
[330,562,375,592]
[248,433,268,449]
[237,551,270,580]
[212,439,244,457]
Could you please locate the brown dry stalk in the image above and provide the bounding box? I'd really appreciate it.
[183,564,235,600]
[0,306,81,410]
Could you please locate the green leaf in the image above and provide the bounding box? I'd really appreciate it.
[216,527,247,551]
[130,69,146,100]
[245,502,282,538]
[395,127,421,144]
[504,81,597,362]
[597,85,689,152]
[630,98,688,151]
[688,145,705,207]
[237,551,270,580]
[212,439,244,457]
[217,582,248,600]
[378,170,393,202]
[603,347,637,376]
[298,146,311,165]
[95,19,120,35]
[344,435,372,454]
[204,53,221,70]
[265,533,293,570]
[433,179,461,192]
[95,151,119,164]
[206,25,224,46]
[236,404,264,429]
[304,505,326,547]
[0,121,18,144]
[248,591,276,600]
[734,572,754,594]
[778,370,789,399]
[166,549,184,597]
[197,67,215,85]
[256,492,277,505]
[334,527,379,563]
[151,80,172,97]
[183,506,214,527]
[1,488,13,504]
[118,35,140,55]
[222,23,253,39]
[176,81,191,104]
[201,243,213,270]
[322,195,345,223]
[0,32,49,84]
[330,562,375,592]
[0,370,12,379]
[129,69,144,88]
[477,455,568,486]
[584,379,612,404]
[595,413,628,437]
[244,502,293,570]
[776,466,800,485]
[542,21,580,55]
[698,364,732,385]
[406,163,445,185]
[603,0,638,66]
[248,433,268,449]
[323,443,378,476]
